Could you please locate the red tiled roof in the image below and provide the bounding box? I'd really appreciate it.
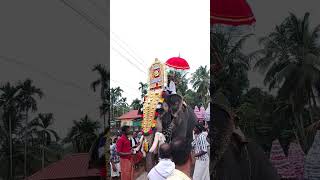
[27,153,100,180]
[116,110,142,120]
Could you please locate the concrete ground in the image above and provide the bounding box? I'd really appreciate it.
[136,171,148,180]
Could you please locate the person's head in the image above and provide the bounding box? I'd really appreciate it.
[170,137,192,166]
[121,125,130,136]
[133,131,137,138]
[194,123,204,135]
[159,143,172,159]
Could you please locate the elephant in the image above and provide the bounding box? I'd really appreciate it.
[145,93,198,172]
[209,92,280,180]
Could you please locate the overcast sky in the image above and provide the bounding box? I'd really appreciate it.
[110,0,210,103]
[0,0,108,137]
[1,0,319,137]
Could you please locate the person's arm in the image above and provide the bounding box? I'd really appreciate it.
[194,135,208,157]
[194,151,207,157]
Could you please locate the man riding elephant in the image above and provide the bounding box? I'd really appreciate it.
[209,91,280,180]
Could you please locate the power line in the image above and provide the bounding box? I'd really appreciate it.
[111,46,147,75]
[84,0,148,69]
[60,0,148,76]
[110,79,140,92]
[86,0,108,17]
[0,55,92,97]
[59,0,108,37]
[111,31,148,66]
[111,33,148,68]
[111,37,147,69]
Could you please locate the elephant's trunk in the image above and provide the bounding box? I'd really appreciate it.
[150,132,166,153]
[146,152,156,172]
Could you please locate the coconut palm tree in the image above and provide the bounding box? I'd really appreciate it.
[29,113,59,169]
[114,97,129,117]
[110,87,123,121]
[0,82,22,179]
[190,66,210,107]
[211,31,252,107]
[64,115,100,153]
[131,98,141,110]
[254,12,320,150]
[138,82,148,99]
[91,64,109,128]
[16,79,43,178]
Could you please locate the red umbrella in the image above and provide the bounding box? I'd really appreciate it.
[210,0,255,74]
[165,57,190,70]
[210,0,256,26]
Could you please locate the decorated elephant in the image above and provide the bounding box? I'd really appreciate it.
[209,92,280,180]
[144,93,197,172]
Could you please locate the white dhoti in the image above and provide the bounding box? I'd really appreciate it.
[193,160,210,180]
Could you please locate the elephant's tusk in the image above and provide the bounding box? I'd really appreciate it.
[139,135,144,143]
[158,133,166,146]
[134,135,145,152]
[149,132,160,153]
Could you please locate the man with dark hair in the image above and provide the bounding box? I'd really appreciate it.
[167,137,193,180]
[147,143,175,180]
[192,124,210,180]
[116,126,134,180]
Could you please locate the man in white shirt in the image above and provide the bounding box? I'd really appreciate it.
[192,124,210,180]
[130,132,139,154]
[148,143,175,180]
[166,75,176,94]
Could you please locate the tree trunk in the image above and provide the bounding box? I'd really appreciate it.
[25,111,28,179]
[42,132,45,169]
[311,88,317,108]
[9,114,13,180]
[290,98,307,152]
[103,113,106,129]
[308,91,314,123]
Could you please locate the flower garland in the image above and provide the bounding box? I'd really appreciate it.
[141,91,163,136]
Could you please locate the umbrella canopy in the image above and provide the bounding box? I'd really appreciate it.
[288,142,305,180]
[210,0,256,26]
[270,139,296,179]
[165,57,190,70]
[304,130,320,180]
